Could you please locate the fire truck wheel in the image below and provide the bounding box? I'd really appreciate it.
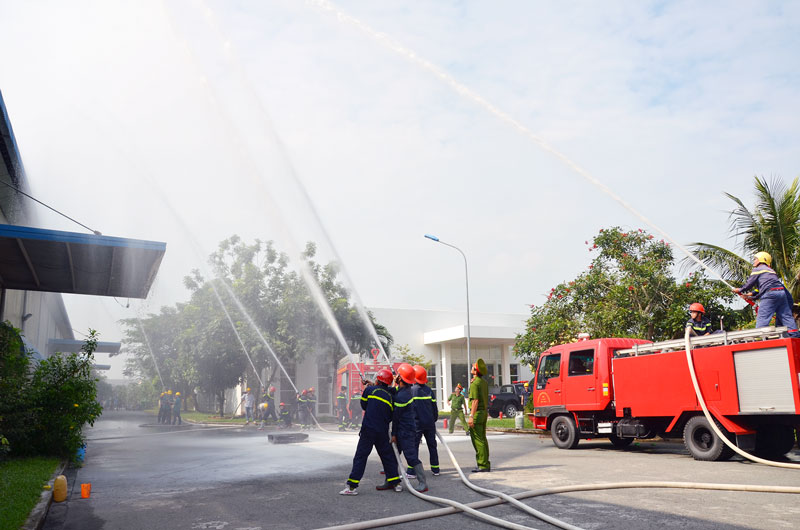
[608,432,634,448]
[551,415,579,449]
[683,416,733,461]
[489,410,500,419]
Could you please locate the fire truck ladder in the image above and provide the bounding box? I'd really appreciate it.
[614,326,790,357]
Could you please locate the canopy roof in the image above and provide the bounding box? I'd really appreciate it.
[0,223,166,299]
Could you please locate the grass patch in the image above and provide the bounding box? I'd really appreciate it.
[0,457,60,530]
[180,412,249,424]
[487,416,534,429]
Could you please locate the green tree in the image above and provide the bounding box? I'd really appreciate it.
[514,227,745,367]
[689,176,800,300]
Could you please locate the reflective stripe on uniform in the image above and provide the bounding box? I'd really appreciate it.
[368,394,393,409]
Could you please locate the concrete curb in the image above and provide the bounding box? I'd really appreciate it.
[21,460,68,530]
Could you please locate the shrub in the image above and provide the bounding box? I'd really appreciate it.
[0,324,103,461]
[0,322,31,459]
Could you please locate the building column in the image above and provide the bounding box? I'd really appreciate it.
[440,343,451,410]
[501,344,511,385]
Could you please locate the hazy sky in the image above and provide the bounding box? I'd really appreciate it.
[1,1,798,379]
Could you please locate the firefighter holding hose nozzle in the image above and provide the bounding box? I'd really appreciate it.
[734,251,800,337]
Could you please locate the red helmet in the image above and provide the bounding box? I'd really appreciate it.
[689,303,705,314]
[269,386,275,392]
[301,389,307,395]
[280,402,285,407]
[413,365,427,384]
[376,369,393,385]
[397,363,416,384]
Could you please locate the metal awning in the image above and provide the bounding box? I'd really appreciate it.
[0,223,166,299]
[47,338,122,356]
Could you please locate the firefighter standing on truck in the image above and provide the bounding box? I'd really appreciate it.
[734,251,800,336]
[339,369,401,495]
[686,303,712,336]
[468,358,490,473]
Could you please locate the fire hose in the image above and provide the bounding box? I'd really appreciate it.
[682,325,800,470]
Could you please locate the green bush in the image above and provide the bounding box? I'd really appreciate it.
[0,323,103,461]
[0,323,31,460]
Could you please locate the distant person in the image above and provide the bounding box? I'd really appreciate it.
[339,369,400,496]
[686,303,712,336]
[336,386,349,432]
[279,402,291,429]
[261,386,278,424]
[297,390,308,428]
[411,365,439,477]
[392,364,427,492]
[257,402,269,430]
[447,384,469,435]
[242,387,255,425]
[305,387,317,429]
[348,390,362,430]
[734,251,800,336]
[468,359,490,473]
[164,390,174,425]
[157,392,166,424]
[172,392,182,425]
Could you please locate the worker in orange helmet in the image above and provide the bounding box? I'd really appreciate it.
[392,363,428,492]
[686,303,712,336]
[410,365,440,477]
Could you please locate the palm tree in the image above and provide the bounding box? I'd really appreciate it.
[688,176,800,300]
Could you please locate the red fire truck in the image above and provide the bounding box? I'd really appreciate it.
[336,357,403,397]
[529,327,800,461]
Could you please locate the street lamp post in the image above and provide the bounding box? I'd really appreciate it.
[424,234,471,385]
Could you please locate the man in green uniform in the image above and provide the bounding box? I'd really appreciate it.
[447,384,470,435]
[468,358,490,472]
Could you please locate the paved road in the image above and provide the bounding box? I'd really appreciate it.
[43,411,800,529]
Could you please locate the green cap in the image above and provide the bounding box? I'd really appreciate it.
[474,358,487,376]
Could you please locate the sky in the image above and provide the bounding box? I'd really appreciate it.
[1,0,799,379]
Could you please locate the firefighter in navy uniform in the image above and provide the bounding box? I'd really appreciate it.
[392,363,428,492]
[735,251,800,336]
[305,387,317,429]
[262,386,278,424]
[348,390,362,430]
[339,369,401,495]
[297,390,308,428]
[336,386,348,431]
[410,365,440,476]
[279,402,291,428]
[686,303,712,336]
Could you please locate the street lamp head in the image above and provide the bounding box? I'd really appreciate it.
[424,234,440,242]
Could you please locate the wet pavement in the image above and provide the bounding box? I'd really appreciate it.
[42,410,800,529]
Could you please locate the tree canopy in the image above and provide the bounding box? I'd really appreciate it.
[121,236,392,412]
[689,176,800,301]
[513,227,746,367]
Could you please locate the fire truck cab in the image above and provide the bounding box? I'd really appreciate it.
[530,328,800,461]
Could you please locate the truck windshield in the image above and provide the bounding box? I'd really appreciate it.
[536,354,561,389]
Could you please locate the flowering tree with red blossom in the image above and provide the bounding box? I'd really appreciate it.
[513,227,748,367]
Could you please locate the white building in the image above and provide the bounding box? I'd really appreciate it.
[370,308,532,409]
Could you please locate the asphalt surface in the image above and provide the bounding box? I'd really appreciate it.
[42,410,800,530]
